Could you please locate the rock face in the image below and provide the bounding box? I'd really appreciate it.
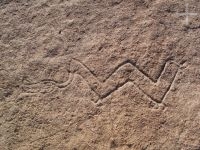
[0,0,200,149]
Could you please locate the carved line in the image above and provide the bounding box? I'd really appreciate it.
[160,67,179,103]
[73,58,156,83]
[20,58,180,104]
[21,73,74,93]
[70,58,180,104]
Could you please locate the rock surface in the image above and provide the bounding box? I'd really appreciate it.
[0,0,200,149]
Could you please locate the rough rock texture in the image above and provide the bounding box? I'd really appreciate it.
[0,0,200,150]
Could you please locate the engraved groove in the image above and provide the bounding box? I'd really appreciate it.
[70,59,180,103]
[23,73,73,88]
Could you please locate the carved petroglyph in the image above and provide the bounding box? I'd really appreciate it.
[21,73,74,94]
[70,59,179,103]
[20,58,179,104]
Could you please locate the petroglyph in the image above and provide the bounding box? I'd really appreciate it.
[70,59,180,103]
[21,73,74,94]
[20,58,179,104]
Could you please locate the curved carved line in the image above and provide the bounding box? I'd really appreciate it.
[25,73,73,88]
[57,73,74,88]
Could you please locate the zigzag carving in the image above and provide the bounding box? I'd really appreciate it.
[70,59,179,103]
